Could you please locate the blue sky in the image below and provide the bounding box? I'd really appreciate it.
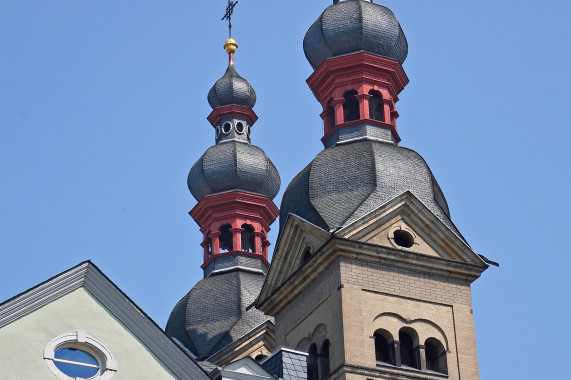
[1,1,569,378]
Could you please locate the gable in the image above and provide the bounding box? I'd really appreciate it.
[337,191,487,266]
[0,287,178,380]
[258,214,330,308]
[0,261,209,380]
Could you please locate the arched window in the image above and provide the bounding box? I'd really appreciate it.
[219,224,233,252]
[374,329,395,365]
[368,90,383,121]
[254,354,267,362]
[343,90,360,122]
[318,340,330,379]
[307,344,318,380]
[399,328,419,369]
[241,224,255,252]
[425,338,447,375]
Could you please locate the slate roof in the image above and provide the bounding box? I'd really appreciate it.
[261,348,308,380]
[188,140,281,202]
[165,268,274,360]
[279,140,465,243]
[303,0,408,69]
[207,66,256,109]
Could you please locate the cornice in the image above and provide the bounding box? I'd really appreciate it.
[259,236,486,316]
[307,52,409,103]
[207,105,258,127]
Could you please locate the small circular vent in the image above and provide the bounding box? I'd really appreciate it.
[393,230,414,248]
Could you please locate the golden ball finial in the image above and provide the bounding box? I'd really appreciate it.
[224,38,238,54]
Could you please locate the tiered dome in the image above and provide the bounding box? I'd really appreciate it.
[303,0,408,69]
[188,141,280,202]
[279,140,463,241]
[207,65,257,109]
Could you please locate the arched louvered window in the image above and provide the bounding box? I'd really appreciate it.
[318,340,330,378]
[343,90,360,122]
[368,90,383,121]
[425,338,447,375]
[307,344,318,380]
[374,329,395,365]
[219,224,233,252]
[399,328,420,370]
[240,224,255,252]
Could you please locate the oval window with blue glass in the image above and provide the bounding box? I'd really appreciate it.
[44,331,117,380]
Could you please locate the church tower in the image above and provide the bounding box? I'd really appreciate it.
[166,33,280,365]
[256,1,493,379]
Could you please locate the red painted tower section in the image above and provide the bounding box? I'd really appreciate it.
[190,190,279,269]
[306,52,409,145]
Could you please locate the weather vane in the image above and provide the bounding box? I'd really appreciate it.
[222,0,238,38]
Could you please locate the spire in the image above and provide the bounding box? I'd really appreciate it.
[185,5,280,274]
[222,1,239,67]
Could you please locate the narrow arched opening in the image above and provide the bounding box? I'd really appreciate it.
[399,327,420,370]
[318,340,330,378]
[219,224,233,252]
[368,90,384,121]
[301,247,312,266]
[254,354,268,362]
[307,344,318,380]
[343,90,360,122]
[425,338,447,375]
[374,329,395,365]
[241,224,255,252]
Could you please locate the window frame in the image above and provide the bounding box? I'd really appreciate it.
[44,331,117,380]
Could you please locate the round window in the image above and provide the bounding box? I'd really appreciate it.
[247,125,251,139]
[393,230,414,248]
[235,122,245,134]
[44,331,117,380]
[222,122,232,134]
[216,125,221,139]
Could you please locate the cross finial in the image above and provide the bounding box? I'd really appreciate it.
[222,1,238,38]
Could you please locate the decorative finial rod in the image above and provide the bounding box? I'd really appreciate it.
[222,1,239,67]
[222,0,238,38]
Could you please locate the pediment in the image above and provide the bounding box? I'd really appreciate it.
[337,191,487,266]
[258,214,330,309]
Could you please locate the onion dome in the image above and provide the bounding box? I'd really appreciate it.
[279,140,465,242]
[207,65,257,109]
[166,269,273,360]
[188,141,280,202]
[303,0,408,69]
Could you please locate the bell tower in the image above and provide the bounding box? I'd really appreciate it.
[188,36,280,272]
[256,1,495,380]
[166,19,280,362]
